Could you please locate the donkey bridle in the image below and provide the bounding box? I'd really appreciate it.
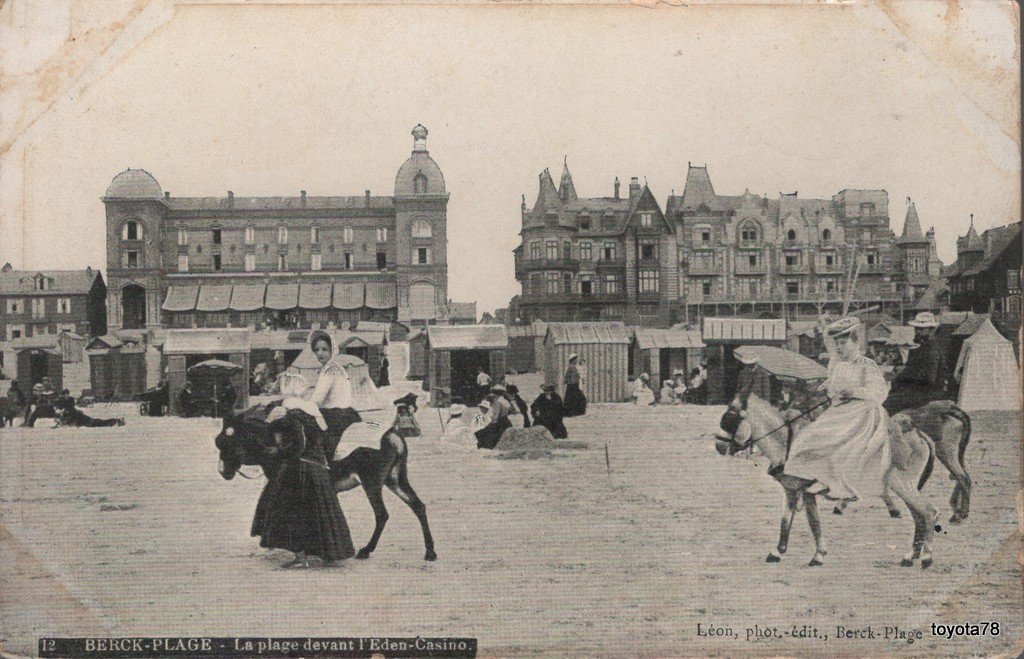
[730,396,834,452]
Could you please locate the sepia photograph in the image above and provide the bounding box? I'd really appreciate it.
[0,0,1020,657]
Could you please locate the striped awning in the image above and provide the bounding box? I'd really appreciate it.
[333,282,365,310]
[230,284,266,311]
[162,285,199,312]
[299,283,333,310]
[265,283,299,310]
[195,285,232,312]
[365,281,397,309]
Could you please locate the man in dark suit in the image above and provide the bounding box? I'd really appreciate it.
[884,312,948,415]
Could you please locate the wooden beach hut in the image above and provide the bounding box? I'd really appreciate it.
[701,318,787,404]
[543,322,631,404]
[426,325,509,407]
[163,329,251,416]
[407,328,428,380]
[631,327,706,386]
[12,336,63,390]
[507,321,547,374]
[86,335,147,400]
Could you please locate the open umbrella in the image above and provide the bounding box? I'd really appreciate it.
[733,346,827,381]
[188,359,242,416]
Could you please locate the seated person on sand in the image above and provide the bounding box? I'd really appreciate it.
[441,403,476,450]
[630,373,656,406]
[659,380,677,404]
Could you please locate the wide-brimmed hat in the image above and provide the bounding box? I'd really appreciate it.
[826,316,861,338]
[393,392,418,410]
[540,383,557,392]
[490,384,506,393]
[449,404,466,416]
[663,379,674,386]
[568,353,579,362]
[32,383,44,392]
[737,352,759,365]
[640,373,650,381]
[908,312,939,329]
[478,400,491,411]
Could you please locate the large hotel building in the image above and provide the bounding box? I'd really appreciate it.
[512,162,943,326]
[103,125,449,332]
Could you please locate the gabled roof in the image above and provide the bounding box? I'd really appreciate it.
[909,279,949,310]
[622,186,672,234]
[963,223,1021,276]
[0,268,100,296]
[633,328,705,350]
[545,321,631,345]
[953,314,991,336]
[428,324,509,350]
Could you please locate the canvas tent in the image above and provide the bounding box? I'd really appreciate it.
[954,318,1021,411]
[286,349,382,411]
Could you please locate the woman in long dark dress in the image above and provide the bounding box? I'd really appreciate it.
[562,354,587,417]
[257,330,357,568]
[530,383,568,439]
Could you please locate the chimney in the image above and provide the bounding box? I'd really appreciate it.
[521,194,526,213]
[629,176,641,200]
[365,189,371,207]
[164,191,170,201]
[227,191,234,209]
[301,190,307,208]
[614,177,621,199]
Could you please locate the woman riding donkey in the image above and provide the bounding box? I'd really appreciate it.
[714,316,942,569]
[256,330,362,568]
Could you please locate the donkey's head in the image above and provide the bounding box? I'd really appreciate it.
[214,413,292,480]
[391,404,422,438]
[713,398,752,456]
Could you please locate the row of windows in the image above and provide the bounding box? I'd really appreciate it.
[5,298,73,316]
[177,226,395,247]
[689,279,843,297]
[950,270,1021,295]
[176,247,430,273]
[527,271,660,295]
[527,241,631,262]
[692,225,834,244]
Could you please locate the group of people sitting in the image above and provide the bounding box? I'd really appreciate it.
[3,377,124,428]
[630,364,708,406]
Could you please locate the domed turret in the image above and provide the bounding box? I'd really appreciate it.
[395,125,446,196]
[104,169,164,200]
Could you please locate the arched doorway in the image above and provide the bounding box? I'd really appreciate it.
[122,284,147,329]
[409,282,436,320]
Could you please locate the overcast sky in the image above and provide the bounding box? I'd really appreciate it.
[1,2,1019,315]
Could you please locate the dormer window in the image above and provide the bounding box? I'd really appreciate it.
[639,212,653,228]
[35,275,48,291]
[122,220,141,240]
[739,222,759,245]
[580,217,591,230]
[822,228,832,241]
[413,173,428,194]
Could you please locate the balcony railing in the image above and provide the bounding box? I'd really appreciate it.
[595,257,626,269]
[779,263,809,274]
[782,239,804,250]
[687,262,722,276]
[859,262,886,274]
[815,262,845,274]
[735,262,769,275]
[521,291,627,304]
[515,257,581,276]
[687,290,903,305]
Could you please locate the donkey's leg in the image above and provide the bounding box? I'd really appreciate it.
[832,499,850,516]
[888,469,937,569]
[767,488,800,563]
[387,470,437,561]
[935,418,972,523]
[881,485,902,519]
[803,492,827,566]
[356,482,389,559]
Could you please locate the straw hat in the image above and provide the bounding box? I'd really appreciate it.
[478,400,492,411]
[449,404,466,416]
[640,373,650,381]
[908,312,939,328]
[826,316,861,338]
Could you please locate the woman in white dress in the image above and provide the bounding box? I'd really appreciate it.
[782,317,891,502]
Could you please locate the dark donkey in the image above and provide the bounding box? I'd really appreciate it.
[215,398,436,562]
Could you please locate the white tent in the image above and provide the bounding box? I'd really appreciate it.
[285,349,383,411]
[954,318,1021,412]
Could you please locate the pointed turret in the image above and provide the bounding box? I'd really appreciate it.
[957,214,984,255]
[558,157,578,203]
[680,163,717,212]
[532,168,562,216]
[896,197,926,244]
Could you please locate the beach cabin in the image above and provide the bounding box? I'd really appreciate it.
[407,329,428,380]
[701,318,787,404]
[163,329,251,416]
[338,328,388,385]
[426,325,509,407]
[631,327,706,386]
[12,336,63,391]
[86,335,147,400]
[507,321,547,374]
[543,322,631,404]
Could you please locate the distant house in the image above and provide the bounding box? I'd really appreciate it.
[447,302,477,325]
[945,219,1021,339]
[0,264,106,341]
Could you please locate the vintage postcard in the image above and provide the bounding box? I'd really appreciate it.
[0,1,1020,657]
